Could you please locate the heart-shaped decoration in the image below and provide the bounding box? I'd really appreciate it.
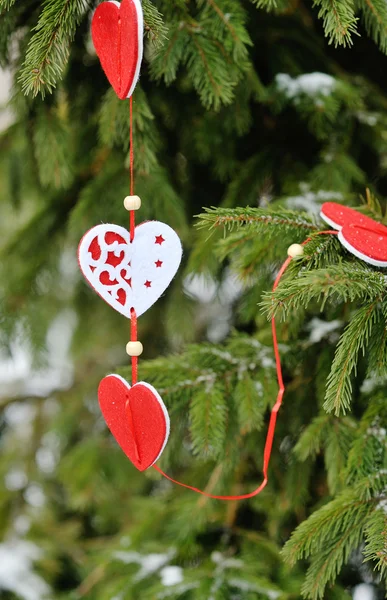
[320,202,387,267]
[78,222,182,317]
[98,374,170,470]
[91,0,143,99]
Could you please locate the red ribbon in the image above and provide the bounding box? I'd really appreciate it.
[153,231,338,500]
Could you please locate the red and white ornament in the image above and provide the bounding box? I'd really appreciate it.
[83,1,175,477]
[98,374,170,471]
[78,222,182,318]
[321,202,387,267]
[91,0,143,99]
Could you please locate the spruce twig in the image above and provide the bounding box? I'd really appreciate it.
[19,0,90,97]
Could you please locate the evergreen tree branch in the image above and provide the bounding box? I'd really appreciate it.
[33,102,74,189]
[197,206,319,235]
[250,0,290,10]
[190,384,228,457]
[294,415,332,461]
[294,416,357,493]
[262,264,385,320]
[0,0,16,10]
[19,0,90,97]
[324,301,381,415]
[359,0,387,53]
[142,0,168,47]
[345,395,387,482]
[313,0,358,47]
[367,301,387,376]
[364,509,387,575]
[205,0,240,42]
[185,29,236,109]
[282,486,376,599]
[0,3,19,66]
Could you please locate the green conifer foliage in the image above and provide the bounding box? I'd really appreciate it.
[1,1,387,599]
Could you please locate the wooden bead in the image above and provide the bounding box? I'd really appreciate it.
[126,341,143,357]
[287,243,304,258]
[124,195,141,211]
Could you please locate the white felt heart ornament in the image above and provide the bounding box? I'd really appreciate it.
[78,222,182,317]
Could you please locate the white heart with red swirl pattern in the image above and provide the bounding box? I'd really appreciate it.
[78,222,182,318]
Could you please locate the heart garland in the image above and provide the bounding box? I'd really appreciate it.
[79,0,179,471]
[320,202,387,266]
[91,0,143,99]
[81,2,387,500]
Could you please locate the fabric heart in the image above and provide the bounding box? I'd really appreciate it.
[320,202,387,267]
[98,374,170,470]
[91,0,143,99]
[78,222,182,317]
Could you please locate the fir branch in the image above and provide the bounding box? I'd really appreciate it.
[294,415,332,460]
[366,301,387,376]
[360,0,387,53]
[33,102,74,189]
[204,0,241,42]
[282,488,375,599]
[313,0,358,47]
[346,395,387,482]
[297,234,343,270]
[149,23,189,85]
[324,418,357,493]
[190,384,228,457]
[19,0,90,97]
[0,3,18,66]
[362,187,384,219]
[197,0,252,61]
[294,415,356,493]
[311,151,365,192]
[301,515,366,599]
[142,0,168,48]
[235,373,267,433]
[262,264,385,320]
[324,301,381,415]
[364,508,387,575]
[0,0,16,10]
[252,0,281,9]
[185,29,236,109]
[282,490,371,565]
[99,87,160,173]
[196,206,319,234]
[250,0,292,11]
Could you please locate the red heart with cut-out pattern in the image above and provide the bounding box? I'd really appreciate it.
[98,375,170,471]
[320,202,387,267]
[91,0,143,99]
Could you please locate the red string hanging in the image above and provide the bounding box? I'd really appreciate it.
[129,96,137,386]
[153,231,338,500]
[129,96,135,242]
[130,308,138,385]
[127,84,339,499]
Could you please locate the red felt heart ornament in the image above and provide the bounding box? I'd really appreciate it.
[321,202,387,267]
[98,375,170,471]
[91,0,143,99]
